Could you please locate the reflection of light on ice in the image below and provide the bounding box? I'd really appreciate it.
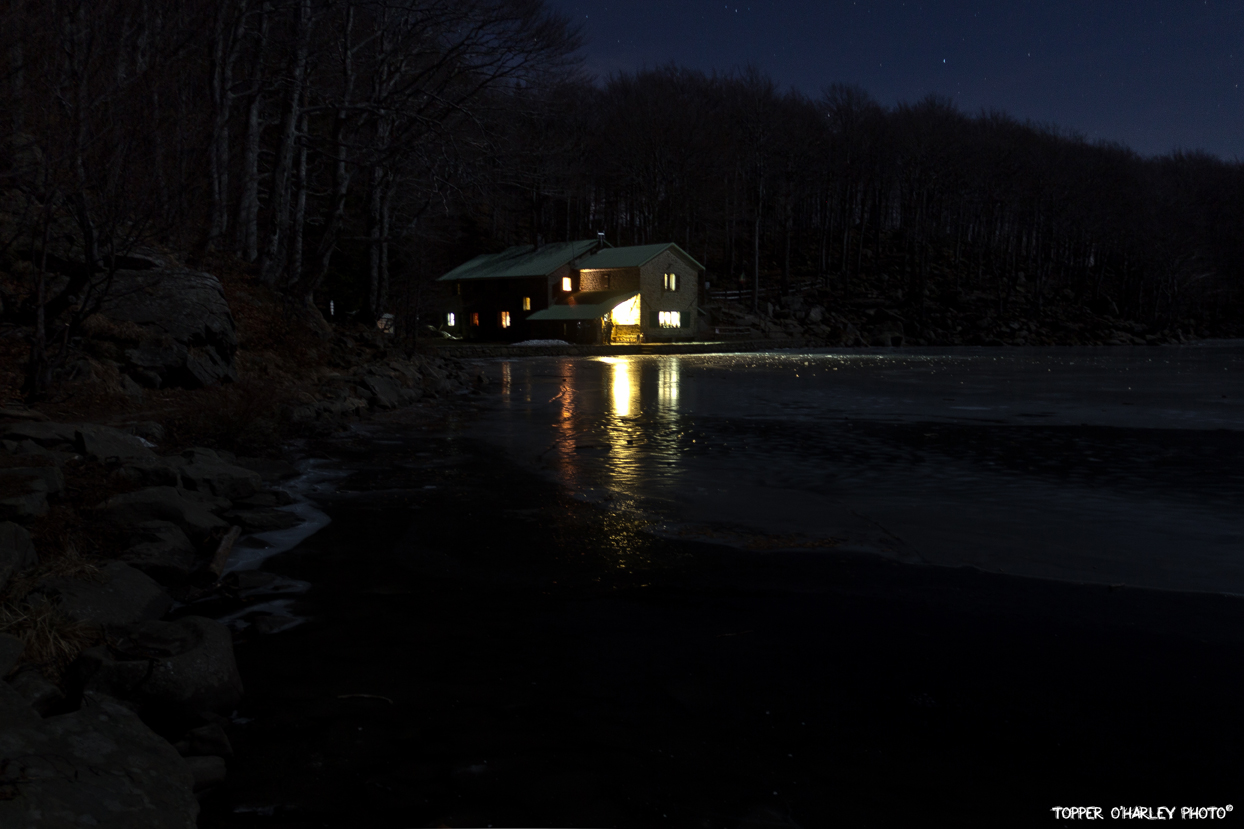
[610,359,636,417]
[657,359,680,411]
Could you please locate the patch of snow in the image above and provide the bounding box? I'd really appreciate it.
[512,339,571,346]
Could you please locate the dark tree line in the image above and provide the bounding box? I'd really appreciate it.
[2,1,1241,357]
[483,66,1244,331]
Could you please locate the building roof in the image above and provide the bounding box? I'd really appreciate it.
[576,242,704,272]
[526,290,639,321]
[437,239,598,282]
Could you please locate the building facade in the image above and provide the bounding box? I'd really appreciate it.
[437,240,702,344]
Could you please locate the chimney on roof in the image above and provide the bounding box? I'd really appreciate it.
[597,231,605,247]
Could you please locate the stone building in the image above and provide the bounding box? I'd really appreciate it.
[437,240,702,344]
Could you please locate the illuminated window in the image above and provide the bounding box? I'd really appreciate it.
[446,312,456,327]
[470,312,479,326]
[658,311,681,328]
[663,272,678,292]
[562,276,572,292]
[523,296,531,310]
[499,311,511,328]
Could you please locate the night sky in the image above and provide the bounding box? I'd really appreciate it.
[548,0,1243,160]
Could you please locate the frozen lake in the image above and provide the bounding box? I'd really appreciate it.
[471,342,1244,594]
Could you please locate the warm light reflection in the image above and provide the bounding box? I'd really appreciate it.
[611,295,641,326]
[657,359,680,412]
[610,358,637,417]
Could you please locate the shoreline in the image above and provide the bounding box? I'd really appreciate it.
[195,414,1244,827]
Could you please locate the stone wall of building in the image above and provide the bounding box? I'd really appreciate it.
[639,250,699,338]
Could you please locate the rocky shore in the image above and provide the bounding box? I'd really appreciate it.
[0,260,484,826]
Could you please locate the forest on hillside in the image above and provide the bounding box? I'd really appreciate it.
[2,0,1242,347]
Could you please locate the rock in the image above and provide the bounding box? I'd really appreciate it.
[0,484,47,522]
[223,507,301,532]
[0,632,24,676]
[95,267,238,390]
[0,520,37,591]
[80,616,243,716]
[76,424,158,464]
[807,305,825,323]
[37,562,173,628]
[2,437,78,465]
[128,420,167,443]
[0,464,65,495]
[119,521,199,585]
[0,691,199,828]
[9,668,64,715]
[0,406,49,421]
[360,375,403,409]
[0,678,39,730]
[1,420,80,448]
[185,755,227,792]
[177,448,262,500]
[176,722,233,758]
[98,486,230,539]
[112,457,184,487]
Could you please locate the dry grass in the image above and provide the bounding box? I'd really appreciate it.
[0,544,105,681]
[0,598,103,681]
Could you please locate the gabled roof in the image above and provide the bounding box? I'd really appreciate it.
[438,239,598,281]
[526,290,639,321]
[576,242,704,272]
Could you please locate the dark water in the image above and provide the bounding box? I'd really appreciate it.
[475,344,1244,593]
[199,344,1244,829]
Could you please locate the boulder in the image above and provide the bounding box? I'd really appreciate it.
[119,521,199,585]
[0,464,65,496]
[361,374,403,409]
[0,631,24,676]
[112,457,184,487]
[37,562,173,628]
[0,692,199,828]
[0,475,48,522]
[185,755,228,792]
[0,678,39,730]
[10,668,64,715]
[76,424,158,464]
[175,722,233,758]
[80,616,243,716]
[177,448,261,500]
[98,486,230,539]
[1,437,77,465]
[1,420,80,448]
[0,520,37,591]
[93,267,237,390]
